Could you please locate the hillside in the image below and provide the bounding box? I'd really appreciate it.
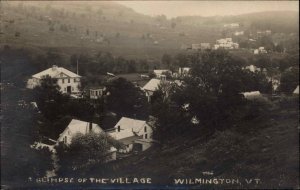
[76,97,299,189]
[175,11,299,33]
[2,1,298,61]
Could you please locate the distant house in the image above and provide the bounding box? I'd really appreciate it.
[215,38,239,50]
[241,91,262,100]
[27,65,81,94]
[142,78,171,102]
[234,31,244,36]
[107,117,153,153]
[244,65,261,72]
[293,85,299,95]
[142,78,162,102]
[57,119,117,161]
[224,23,239,28]
[178,67,191,76]
[191,44,201,50]
[254,47,267,54]
[153,69,172,79]
[257,30,272,37]
[200,43,211,50]
[89,86,106,99]
[58,119,104,145]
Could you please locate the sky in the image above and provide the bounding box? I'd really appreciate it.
[117,1,299,18]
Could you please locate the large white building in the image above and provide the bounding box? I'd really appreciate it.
[27,65,81,94]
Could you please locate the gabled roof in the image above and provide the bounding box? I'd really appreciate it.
[32,66,81,79]
[142,79,161,92]
[293,85,299,94]
[114,117,147,132]
[63,119,103,136]
[108,117,148,140]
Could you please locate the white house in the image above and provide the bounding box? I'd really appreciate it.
[215,38,239,50]
[142,78,173,102]
[57,119,104,145]
[234,31,244,36]
[178,67,191,76]
[57,119,117,161]
[241,91,262,100]
[27,65,81,94]
[89,86,106,99]
[108,117,153,153]
[153,70,172,79]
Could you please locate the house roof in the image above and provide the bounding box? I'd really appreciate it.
[64,119,103,136]
[32,65,81,79]
[142,79,161,92]
[293,85,299,94]
[108,117,148,140]
[114,117,147,132]
[241,91,262,100]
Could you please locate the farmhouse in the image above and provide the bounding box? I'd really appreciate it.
[57,119,104,145]
[107,117,153,153]
[57,119,117,161]
[27,65,81,94]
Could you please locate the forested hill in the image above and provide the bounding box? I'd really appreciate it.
[2,1,298,60]
[174,11,299,33]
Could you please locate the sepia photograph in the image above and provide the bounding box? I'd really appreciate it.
[0,0,299,189]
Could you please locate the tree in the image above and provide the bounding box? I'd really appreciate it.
[152,50,270,142]
[56,132,122,175]
[279,67,299,94]
[161,54,172,68]
[105,77,149,119]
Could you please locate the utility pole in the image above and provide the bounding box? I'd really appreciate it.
[76,58,79,75]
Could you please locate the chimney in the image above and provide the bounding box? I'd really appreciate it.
[89,122,93,132]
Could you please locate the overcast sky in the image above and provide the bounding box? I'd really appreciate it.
[117,1,299,18]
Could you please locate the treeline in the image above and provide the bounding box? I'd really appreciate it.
[150,50,298,144]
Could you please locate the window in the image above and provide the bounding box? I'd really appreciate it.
[145,134,148,139]
[71,87,74,91]
[144,126,147,132]
[74,79,76,83]
[64,136,67,144]
[64,88,67,92]
[62,79,64,84]
[68,78,70,83]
